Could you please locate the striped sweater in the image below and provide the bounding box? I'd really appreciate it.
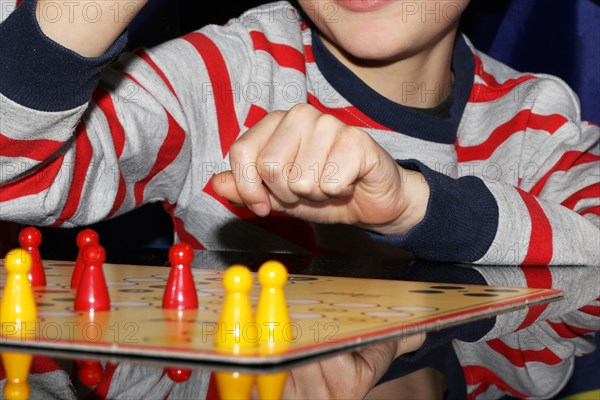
[1,0,599,399]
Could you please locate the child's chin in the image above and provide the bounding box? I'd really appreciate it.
[341,38,413,62]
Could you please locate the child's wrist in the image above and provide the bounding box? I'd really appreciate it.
[364,166,430,236]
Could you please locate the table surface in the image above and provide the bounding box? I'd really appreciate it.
[2,250,565,367]
[2,250,595,398]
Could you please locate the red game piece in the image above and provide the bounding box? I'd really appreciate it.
[77,359,103,387]
[162,242,198,310]
[18,226,46,286]
[166,367,192,383]
[74,243,110,312]
[71,229,100,289]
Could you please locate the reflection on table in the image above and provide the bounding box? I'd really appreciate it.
[0,251,598,399]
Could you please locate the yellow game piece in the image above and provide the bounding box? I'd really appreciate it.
[0,249,37,331]
[216,265,255,352]
[255,261,290,400]
[215,370,255,400]
[255,260,290,350]
[1,352,32,400]
[256,371,288,400]
[215,265,257,399]
[3,381,29,400]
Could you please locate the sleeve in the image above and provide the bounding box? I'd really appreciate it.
[0,0,255,228]
[370,76,600,266]
[474,78,600,265]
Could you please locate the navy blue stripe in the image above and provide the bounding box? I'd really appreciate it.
[311,32,475,144]
[0,0,127,111]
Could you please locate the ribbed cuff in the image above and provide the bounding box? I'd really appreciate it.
[0,0,127,111]
[369,159,499,262]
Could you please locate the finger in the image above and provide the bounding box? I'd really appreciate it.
[284,360,330,399]
[255,113,304,204]
[393,332,427,358]
[211,172,308,218]
[287,113,342,202]
[257,104,331,203]
[211,171,243,205]
[318,127,367,198]
[228,111,285,216]
[352,333,426,393]
[356,341,401,389]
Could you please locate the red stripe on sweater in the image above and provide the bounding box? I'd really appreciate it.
[469,81,534,103]
[529,151,600,196]
[515,188,553,330]
[204,179,318,252]
[244,104,269,128]
[517,299,551,331]
[118,72,187,207]
[250,31,306,73]
[561,183,600,210]
[183,32,241,158]
[92,87,126,158]
[163,201,205,250]
[471,53,538,103]
[578,304,600,317]
[516,188,554,265]
[54,122,94,225]
[15,0,23,6]
[456,110,567,162]
[91,88,128,217]
[0,133,64,162]
[528,112,569,132]
[136,49,179,99]
[132,110,186,206]
[463,365,527,399]
[546,320,597,338]
[206,373,221,400]
[304,44,315,63]
[517,188,553,330]
[0,155,65,202]
[580,205,600,216]
[107,173,127,218]
[307,93,392,131]
[486,338,562,367]
[473,54,536,89]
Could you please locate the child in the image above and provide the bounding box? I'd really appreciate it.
[1,0,598,398]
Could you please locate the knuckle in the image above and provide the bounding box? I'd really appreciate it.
[267,109,286,120]
[316,113,343,131]
[289,179,315,196]
[228,141,252,161]
[346,127,375,149]
[321,181,345,196]
[287,103,317,118]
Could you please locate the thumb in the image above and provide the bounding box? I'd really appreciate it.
[211,171,243,205]
[393,332,427,358]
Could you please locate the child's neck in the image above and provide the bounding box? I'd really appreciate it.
[320,31,457,109]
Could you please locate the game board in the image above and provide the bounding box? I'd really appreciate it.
[0,259,563,368]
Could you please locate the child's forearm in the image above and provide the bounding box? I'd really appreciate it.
[36,0,147,57]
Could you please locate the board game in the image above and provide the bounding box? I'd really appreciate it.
[0,258,563,368]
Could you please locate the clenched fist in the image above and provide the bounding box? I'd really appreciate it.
[212,104,430,236]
